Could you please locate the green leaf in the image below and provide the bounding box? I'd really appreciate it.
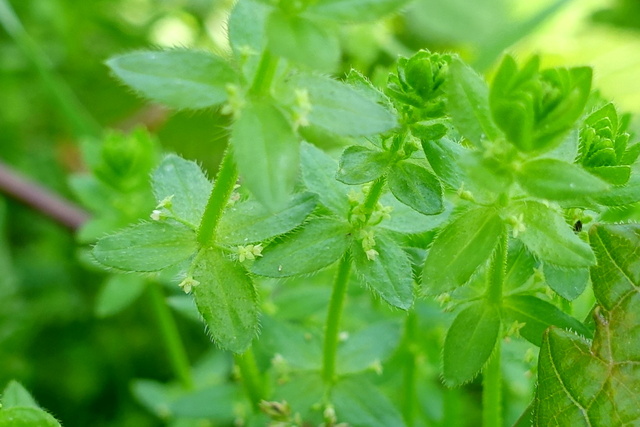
[351,233,414,310]
[95,274,146,318]
[592,175,640,207]
[533,224,640,424]
[232,101,299,210]
[1,381,38,408]
[251,218,352,277]
[93,221,197,272]
[301,142,351,216]
[379,193,451,234]
[337,320,402,375]
[218,192,317,245]
[543,263,589,301]
[422,207,505,295]
[505,240,537,291]
[421,137,466,189]
[503,295,591,347]
[586,165,631,186]
[509,201,595,268]
[305,0,413,22]
[0,408,60,427]
[447,57,500,147]
[332,376,406,427]
[516,158,609,200]
[289,73,397,136]
[442,302,500,385]
[267,10,339,72]
[152,154,212,226]
[259,316,322,370]
[193,248,259,353]
[228,0,268,80]
[106,50,237,109]
[388,160,444,215]
[336,145,392,184]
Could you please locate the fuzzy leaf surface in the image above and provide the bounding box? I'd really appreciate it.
[533,223,640,425]
[301,142,351,216]
[509,201,595,268]
[0,408,60,427]
[351,233,414,309]
[388,160,444,215]
[106,50,236,109]
[336,145,392,184]
[443,302,500,385]
[251,218,352,277]
[152,154,212,226]
[193,248,258,353]
[422,207,504,294]
[232,101,299,210]
[92,221,197,272]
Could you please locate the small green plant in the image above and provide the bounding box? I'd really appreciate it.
[5,0,639,426]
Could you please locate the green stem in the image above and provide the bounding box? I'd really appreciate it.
[148,282,193,390]
[0,0,101,138]
[401,312,417,426]
[362,178,386,222]
[249,50,279,96]
[234,348,264,411]
[197,148,238,247]
[321,254,352,384]
[482,339,502,427]
[487,232,507,305]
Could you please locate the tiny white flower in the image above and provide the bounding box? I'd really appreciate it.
[178,277,200,294]
[150,209,163,221]
[365,248,379,261]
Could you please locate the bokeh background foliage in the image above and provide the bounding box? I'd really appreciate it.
[1,0,640,425]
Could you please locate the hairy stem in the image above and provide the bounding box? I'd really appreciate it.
[362,177,386,221]
[234,349,264,411]
[197,149,238,247]
[322,254,352,384]
[0,0,101,138]
[148,282,193,390]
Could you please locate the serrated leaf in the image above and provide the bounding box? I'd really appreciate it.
[388,160,444,215]
[267,10,339,72]
[305,0,413,22]
[422,207,505,294]
[301,142,351,216]
[0,408,60,427]
[218,192,317,245]
[152,154,212,226]
[336,145,392,184]
[533,224,640,424]
[193,248,258,353]
[232,101,299,210]
[251,218,352,277]
[447,57,500,147]
[543,263,589,301]
[443,302,500,386]
[337,320,402,375]
[586,165,631,186]
[95,274,146,318]
[289,73,397,136]
[509,201,595,268]
[351,233,414,309]
[516,158,608,201]
[503,295,591,347]
[93,221,197,272]
[106,50,237,109]
[332,376,406,427]
[1,381,38,408]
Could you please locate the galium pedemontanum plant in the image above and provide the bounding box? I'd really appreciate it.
[85,1,640,425]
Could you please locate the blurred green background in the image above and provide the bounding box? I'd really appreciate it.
[1,0,639,425]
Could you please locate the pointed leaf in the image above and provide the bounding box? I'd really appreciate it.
[289,73,397,136]
[509,201,595,267]
[0,408,60,427]
[95,274,146,318]
[267,10,339,72]
[228,0,268,80]
[252,218,352,277]
[232,102,299,210]
[1,381,38,408]
[152,154,212,226]
[503,295,591,347]
[388,160,444,215]
[543,263,589,301]
[443,302,500,385]
[505,240,537,291]
[336,145,392,184]
[332,376,406,427]
[193,248,258,353]
[351,233,414,309]
[421,137,466,189]
[516,158,608,200]
[301,142,350,216]
[106,50,237,109]
[218,192,317,245]
[422,208,505,294]
[305,0,413,22]
[93,221,197,272]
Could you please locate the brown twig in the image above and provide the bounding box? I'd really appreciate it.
[0,161,89,230]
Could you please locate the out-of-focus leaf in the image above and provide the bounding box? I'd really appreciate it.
[332,376,406,427]
[95,274,146,318]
